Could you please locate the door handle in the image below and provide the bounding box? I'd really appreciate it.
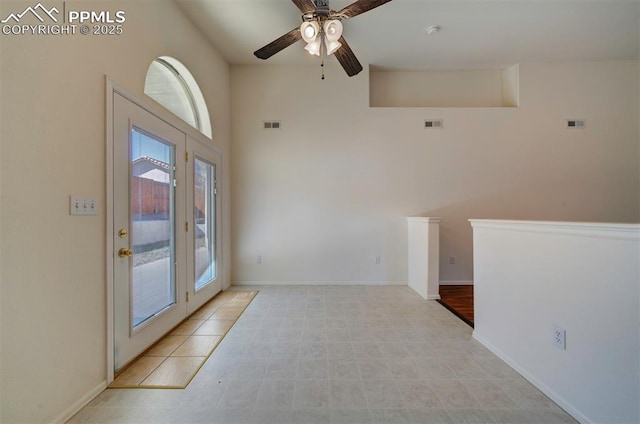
[118,248,133,258]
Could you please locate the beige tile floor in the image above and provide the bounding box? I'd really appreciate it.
[70,286,577,423]
[109,290,257,388]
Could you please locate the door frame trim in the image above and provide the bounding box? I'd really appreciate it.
[105,77,223,383]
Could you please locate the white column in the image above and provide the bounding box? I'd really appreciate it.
[407,217,441,300]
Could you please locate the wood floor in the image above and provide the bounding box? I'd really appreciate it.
[438,285,474,327]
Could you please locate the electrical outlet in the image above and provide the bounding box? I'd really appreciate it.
[375,256,381,265]
[257,255,262,265]
[449,256,455,264]
[553,325,566,350]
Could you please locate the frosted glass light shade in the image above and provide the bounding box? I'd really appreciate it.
[324,20,343,42]
[304,38,322,56]
[325,39,342,55]
[301,21,320,43]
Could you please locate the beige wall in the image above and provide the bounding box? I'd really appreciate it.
[370,68,506,107]
[0,1,230,422]
[231,60,639,285]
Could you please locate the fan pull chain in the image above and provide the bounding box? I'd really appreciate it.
[320,32,325,80]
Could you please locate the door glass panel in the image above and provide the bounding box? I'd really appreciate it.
[194,157,216,290]
[130,128,176,328]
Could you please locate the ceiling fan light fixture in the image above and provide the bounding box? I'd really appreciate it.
[304,38,322,56]
[323,19,343,42]
[255,0,390,78]
[300,21,320,43]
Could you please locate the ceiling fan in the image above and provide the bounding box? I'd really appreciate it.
[254,0,393,77]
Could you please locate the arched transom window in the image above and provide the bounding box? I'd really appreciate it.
[144,56,212,138]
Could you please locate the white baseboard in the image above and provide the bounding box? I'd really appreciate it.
[52,380,107,424]
[232,280,407,287]
[427,294,441,300]
[439,280,474,285]
[472,331,589,424]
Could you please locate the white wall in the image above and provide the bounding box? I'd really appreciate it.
[470,220,640,424]
[230,61,639,285]
[0,1,230,422]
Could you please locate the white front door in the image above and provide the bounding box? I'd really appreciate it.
[112,93,222,371]
[113,93,187,370]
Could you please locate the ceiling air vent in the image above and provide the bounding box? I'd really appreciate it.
[264,121,281,129]
[566,119,585,129]
[425,119,443,129]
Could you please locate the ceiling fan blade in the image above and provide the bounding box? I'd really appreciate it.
[291,0,316,14]
[254,28,302,60]
[338,0,392,18]
[334,36,363,77]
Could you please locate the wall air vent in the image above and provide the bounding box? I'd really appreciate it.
[425,119,443,129]
[264,121,281,129]
[566,119,585,129]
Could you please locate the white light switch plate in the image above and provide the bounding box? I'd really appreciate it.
[70,196,97,215]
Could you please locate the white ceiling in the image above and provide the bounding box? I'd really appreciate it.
[176,0,639,70]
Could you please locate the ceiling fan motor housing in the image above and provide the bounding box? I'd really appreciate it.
[314,0,331,16]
